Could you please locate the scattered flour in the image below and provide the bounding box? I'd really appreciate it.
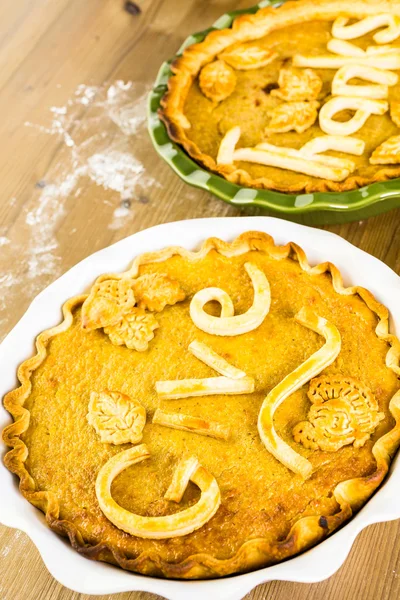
[0,80,158,338]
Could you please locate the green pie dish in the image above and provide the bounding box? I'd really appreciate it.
[148,0,400,225]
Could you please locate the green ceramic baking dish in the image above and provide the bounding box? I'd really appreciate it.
[147,0,400,225]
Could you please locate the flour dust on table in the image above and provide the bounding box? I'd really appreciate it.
[0,81,158,340]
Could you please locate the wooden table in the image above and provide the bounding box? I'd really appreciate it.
[0,1,399,599]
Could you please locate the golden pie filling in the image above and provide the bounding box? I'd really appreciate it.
[2,233,400,578]
[160,0,400,193]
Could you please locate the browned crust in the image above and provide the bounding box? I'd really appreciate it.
[159,0,400,194]
[2,231,400,579]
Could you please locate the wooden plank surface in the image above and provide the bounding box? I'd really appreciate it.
[0,1,399,599]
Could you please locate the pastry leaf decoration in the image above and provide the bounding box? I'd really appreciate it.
[370,134,400,164]
[87,390,146,445]
[293,376,385,452]
[82,278,135,330]
[271,68,322,102]
[266,101,320,134]
[199,59,237,103]
[104,308,159,351]
[219,44,277,70]
[82,272,185,351]
[133,273,186,312]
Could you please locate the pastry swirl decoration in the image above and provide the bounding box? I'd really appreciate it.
[95,445,221,539]
[189,262,271,336]
[257,308,342,479]
[3,232,400,578]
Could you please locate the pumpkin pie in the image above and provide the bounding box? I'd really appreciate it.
[160,0,400,193]
[2,232,400,578]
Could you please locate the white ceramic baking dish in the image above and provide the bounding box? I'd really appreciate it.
[1,217,399,600]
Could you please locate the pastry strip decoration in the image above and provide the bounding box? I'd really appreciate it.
[217,125,241,165]
[96,445,221,538]
[156,339,253,399]
[190,262,270,336]
[257,308,341,479]
[331,65,398,100]
[218,126,365,181]
[188,340,246,379]
[293,52,400,70]
[319,97,388,136]
[153,408,230,440]
[156,375,254,400]
[331,15,400,44]
[327,39,400,58]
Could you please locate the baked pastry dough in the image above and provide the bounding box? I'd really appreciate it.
[87,391,146,445]
[293,51,400,70]
[293,376,384,452]
[327,39,400,58]
[133,273,186,312]
[153,408,230,440]
[190,262,270,336]
[331,65,398,100]
[271,68,322,102]
[390,101,400,127]
[216,125,241,165]
[370,135,400,164]
[156,340,254,399]
[258,308,341,479]
[231,134,364,181]
[104,308,158,351]
[331,15,400,44]
[82,278,135,330]
[199,60,237,103]
[319,97,388,136]
[188,340,246,379]
[96,446,221,538]
[218,43,277,70]
[266,101,320,134]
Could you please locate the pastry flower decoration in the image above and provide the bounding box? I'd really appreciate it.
[104,308,159,351]
[271,68,322,102]
[81,273,186,351]
[218,43,278,70]
[87,390,146,445]
[189,262,271,336]
[199,59,237,103]
[293,376,385,452]
[96,446,221,539]
[266,101,320,134]
[257,308,342,480]
[217,127,365,182]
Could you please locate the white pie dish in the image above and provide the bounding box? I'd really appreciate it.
[0,216,399,600]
